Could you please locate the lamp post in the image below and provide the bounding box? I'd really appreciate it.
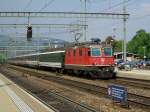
[112,27,116,39]
[110,39,114,45]
[123,0,127,63]
[143,46,146,61]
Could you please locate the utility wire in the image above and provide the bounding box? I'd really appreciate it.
[101,0,132,11]
[39,0,55,12]
[127,0,150,21]
[23,0,32,11]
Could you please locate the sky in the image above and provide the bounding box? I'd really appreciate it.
[0,0,150,42]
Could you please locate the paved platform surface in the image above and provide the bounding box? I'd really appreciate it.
[117,69,150,80]
[0,73,55,112]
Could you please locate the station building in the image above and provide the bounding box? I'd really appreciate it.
[114,52,139,61]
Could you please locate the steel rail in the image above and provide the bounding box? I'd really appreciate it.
[109,78,150,90]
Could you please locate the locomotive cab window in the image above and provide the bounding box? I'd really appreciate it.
[91,48,100,56]
[104,47,112,56]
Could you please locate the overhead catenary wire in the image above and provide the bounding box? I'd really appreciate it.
[101,0,132,11]
[101,0,137,30]
[104,0,142,27]
[23,0,33,12]
[126,0,150,22]
[39,0,55,12]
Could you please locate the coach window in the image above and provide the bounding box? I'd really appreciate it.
[79,49,82,56]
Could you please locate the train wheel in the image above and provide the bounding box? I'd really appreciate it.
[56,69,64,76]
[101,71,114,79]
[67,69,73,75]
[58,69,64,74]
[88,71,98,79]
[77,70,84,77]
[99,71,107,79]
[105,71,116,79]
[112,72,116,79]
[55,69,60,75]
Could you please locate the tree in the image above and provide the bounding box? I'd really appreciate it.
[113,40,122,52]
[127,29,150,58]
[105,36,114,44]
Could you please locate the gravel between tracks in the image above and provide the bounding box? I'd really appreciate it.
[62,75,150,98]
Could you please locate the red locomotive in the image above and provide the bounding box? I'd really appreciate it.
[64,41,115,78]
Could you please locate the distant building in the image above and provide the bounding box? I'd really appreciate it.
[114,52,139,61]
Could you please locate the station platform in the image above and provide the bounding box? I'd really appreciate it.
[0,73,55,112]
[117,69,150,80]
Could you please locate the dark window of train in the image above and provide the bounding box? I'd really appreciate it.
[73,50,76,56]
[79,49,82,56]
[88,49,91,56]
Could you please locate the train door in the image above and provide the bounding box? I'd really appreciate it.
[72,49,75,64]
[84,48,89,65]
[66,49,71,64]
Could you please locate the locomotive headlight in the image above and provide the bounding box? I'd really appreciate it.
[101,58,105,64]
[94,62,97,65]
[93,62,97,65]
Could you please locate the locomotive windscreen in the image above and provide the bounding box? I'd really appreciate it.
[91,48,100,56]
[104,47,112,56]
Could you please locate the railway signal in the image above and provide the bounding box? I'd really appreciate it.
[27,25,32,41]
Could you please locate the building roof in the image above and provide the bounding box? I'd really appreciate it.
[114,52,138,56]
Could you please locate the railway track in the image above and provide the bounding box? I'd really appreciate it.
[128,93,150,108]
[0,66,97,112]
[2,65,150,110]
[110,77,150,90]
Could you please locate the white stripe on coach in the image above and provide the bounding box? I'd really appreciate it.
[39,62,62,68]
[15,50,65,58]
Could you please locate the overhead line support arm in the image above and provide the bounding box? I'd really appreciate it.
[0,12,129,19]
